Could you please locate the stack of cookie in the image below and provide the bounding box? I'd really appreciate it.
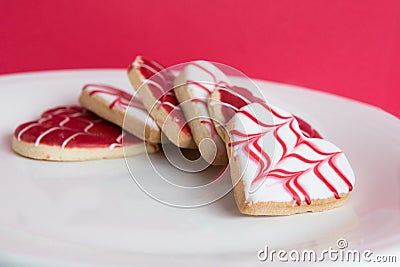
[127,56,355,215]
[12,56,355,215]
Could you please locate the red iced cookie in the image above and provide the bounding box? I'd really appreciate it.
[12,106,158,161]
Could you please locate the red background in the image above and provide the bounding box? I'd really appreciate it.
[1,0,399,117]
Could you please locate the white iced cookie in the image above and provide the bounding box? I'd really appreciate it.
[79,84,162,143]
[174,61,229,165]
[226,103,355,215]
[208,85,323,143]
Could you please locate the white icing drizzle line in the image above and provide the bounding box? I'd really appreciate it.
[60,133,85,149]
[109,134,123,150]
[34,127,63,147]
[33,110,89,148]
[18,106,125,151]
[59,116,70,126]
[60,121,95,149]
[17,117,48,141]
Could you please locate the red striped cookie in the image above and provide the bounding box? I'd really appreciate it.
[12,106,158,161]
[225,103,355,215]
[127,56,196,148]
[174,61,229,165]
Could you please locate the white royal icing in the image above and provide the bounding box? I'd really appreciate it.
[174,61,229,159]
[82,84,158,130]
[226,103,355,205]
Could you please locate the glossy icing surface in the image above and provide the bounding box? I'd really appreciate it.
[132,56,191,136]
[82,84,158,130]
[216,86,322,138]
[227,103,354,205]
[14,106,142,149]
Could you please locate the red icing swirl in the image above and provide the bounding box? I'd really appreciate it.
[14,106,141,149]
[217,85,322,139]
[83,84,147,112]
[132,56,191,136]
[228,105,353,206]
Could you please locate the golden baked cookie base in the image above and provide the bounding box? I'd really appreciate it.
[12,136,157,161]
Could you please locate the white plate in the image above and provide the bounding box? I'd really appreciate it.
[0,70,399,267]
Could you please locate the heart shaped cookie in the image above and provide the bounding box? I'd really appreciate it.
[79,83,162,143]
[12,106,158,161]
[174,61,229,165]
[127,56,195,148]
[225,103,355,215]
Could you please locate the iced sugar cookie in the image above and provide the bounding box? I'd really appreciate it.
[127,56,195,148]
[79,83,162,143]
[12,106,158,161]
[209,85,322,143]
[174,61,229,165]
[225,103,354,215]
